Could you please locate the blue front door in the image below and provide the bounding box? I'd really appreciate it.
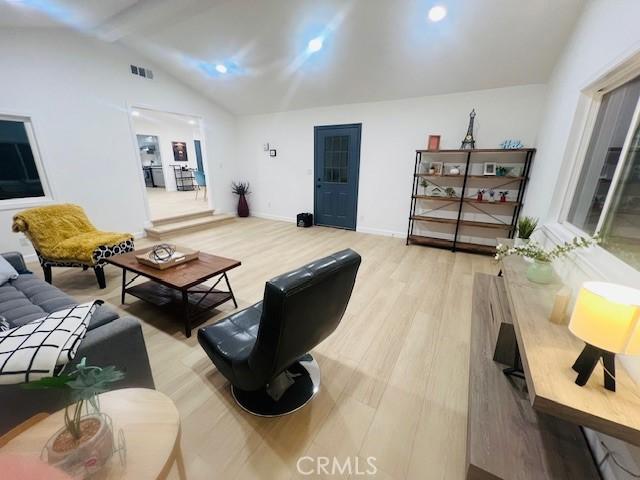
[314,124,361,230]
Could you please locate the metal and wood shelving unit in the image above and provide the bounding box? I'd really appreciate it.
[406,148,535,255]
[172,165,196,191]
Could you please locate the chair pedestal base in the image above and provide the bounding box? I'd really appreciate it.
[231,354,320,417]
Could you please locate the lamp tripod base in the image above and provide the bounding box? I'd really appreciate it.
[572,343,615,392]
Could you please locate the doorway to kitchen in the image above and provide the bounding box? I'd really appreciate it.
[130,107,210,222]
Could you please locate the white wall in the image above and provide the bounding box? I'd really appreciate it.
[132,110,202,191]
[0,27,236,256]
[524,1,640,478]
[236,84,546,236]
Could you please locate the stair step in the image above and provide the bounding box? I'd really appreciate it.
[151,209,215,226]
[145,214,234,239]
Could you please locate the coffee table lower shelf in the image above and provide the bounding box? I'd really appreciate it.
[125,281,236,337]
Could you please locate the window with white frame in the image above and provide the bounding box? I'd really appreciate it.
[567,76,640,269]
[0,116,47,202]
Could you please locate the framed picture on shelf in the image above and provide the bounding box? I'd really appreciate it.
[427,135,441,151]
[429,162,443,175]
[483,162,496,176]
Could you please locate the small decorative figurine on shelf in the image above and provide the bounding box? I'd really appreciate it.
[430,186,444,197]
[499,139,523,149]
[449,165,461,175]
[476,189,485,202]
[499,191,509,202]
[460,109,476,149]
[445,187,456,197]
[489,190,496,203]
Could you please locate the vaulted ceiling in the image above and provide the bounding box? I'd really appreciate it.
[1,0,584,115]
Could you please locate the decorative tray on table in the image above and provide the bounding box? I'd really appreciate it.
[135,244,200,270]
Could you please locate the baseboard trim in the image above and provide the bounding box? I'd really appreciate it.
[356,226,405,238]
[251,212,296,223]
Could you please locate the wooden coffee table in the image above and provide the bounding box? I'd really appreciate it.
[106,247,241,337]
[0,388,184,479]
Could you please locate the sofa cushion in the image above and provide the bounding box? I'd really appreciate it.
[88,305,120,330]
[0,273,119,330]
[0,274,76,326]
[0,256,18,286]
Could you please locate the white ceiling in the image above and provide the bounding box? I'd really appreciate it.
[1,0,584,115]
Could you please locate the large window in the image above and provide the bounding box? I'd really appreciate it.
[567,76,640,269]
[0,117,45,201]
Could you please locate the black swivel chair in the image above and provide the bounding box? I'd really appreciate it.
[198,249,361,416]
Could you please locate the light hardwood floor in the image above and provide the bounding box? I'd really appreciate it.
[146,188,210,220]
[41,217,497,479]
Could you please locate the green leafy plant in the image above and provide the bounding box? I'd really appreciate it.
[419,178,428,189]
[495,235,599,263]
[444,187,456,197]
[232,181,251,195]
[517,216,539,239]
[23,358,124,440]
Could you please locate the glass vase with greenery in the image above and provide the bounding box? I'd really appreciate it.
[23,358,124,476]
[495,235,599,284]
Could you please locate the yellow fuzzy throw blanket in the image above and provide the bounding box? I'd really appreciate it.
[12,204,132,264]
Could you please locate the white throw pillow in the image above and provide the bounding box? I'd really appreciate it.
[0,256,19,286]
[0,301,102,385]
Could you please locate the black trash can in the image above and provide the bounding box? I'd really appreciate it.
[297,213,313,227]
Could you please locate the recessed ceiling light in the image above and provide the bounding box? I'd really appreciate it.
[428,5,447,22]
[215,64,228,74]
[307,37,324,53]
[131,110,140,117]
[189,120,196,125]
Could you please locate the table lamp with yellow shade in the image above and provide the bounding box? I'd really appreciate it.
[569,282,640,392]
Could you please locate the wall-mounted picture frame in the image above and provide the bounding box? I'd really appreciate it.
[427,135,441,151]
[429,161,443,175]
[172,141,188,162]
[483,162,497,176]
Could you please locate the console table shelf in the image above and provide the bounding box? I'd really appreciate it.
[406,148,535,255]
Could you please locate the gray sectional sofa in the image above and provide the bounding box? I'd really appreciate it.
[0,251,155,434]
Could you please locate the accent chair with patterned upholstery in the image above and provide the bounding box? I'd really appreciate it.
[11,204,134,289]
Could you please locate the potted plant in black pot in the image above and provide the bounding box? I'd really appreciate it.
[232,181,251,217]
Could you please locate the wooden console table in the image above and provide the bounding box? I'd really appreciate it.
[500,255,640,444]
[467,254,640,478]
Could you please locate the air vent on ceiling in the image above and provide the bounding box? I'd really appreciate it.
[130,65,154,79]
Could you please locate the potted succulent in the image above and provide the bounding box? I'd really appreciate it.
[495,235,599,284]
[232,181,251,217]
[23,358,124,478]
[516,216,538,245]
[420,178,429,195]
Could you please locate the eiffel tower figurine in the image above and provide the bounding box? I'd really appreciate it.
[460,109,476,149]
